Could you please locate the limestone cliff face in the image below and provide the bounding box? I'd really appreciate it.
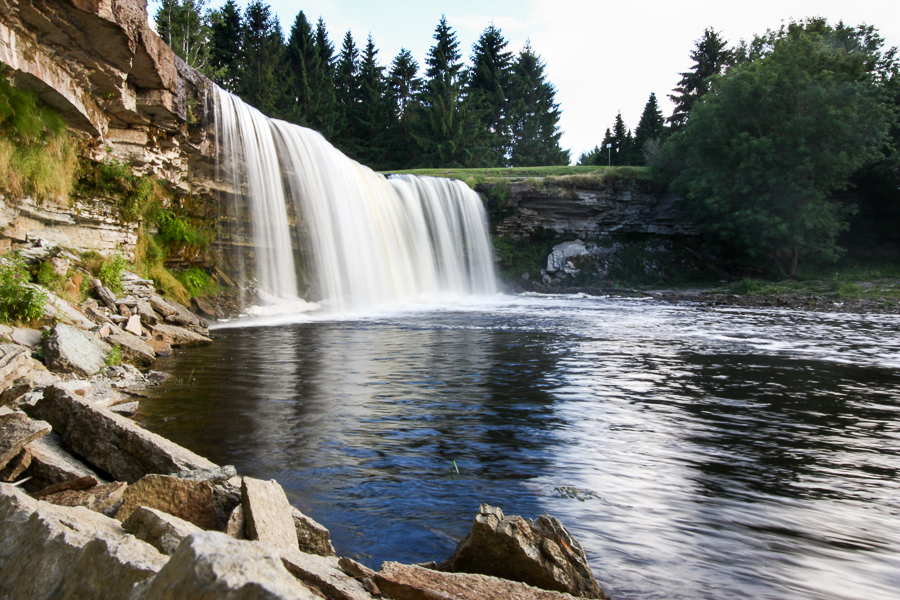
[0,0,218,257]
[482,182,697,240]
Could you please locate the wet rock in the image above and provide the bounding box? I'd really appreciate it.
[148,339,173,357]
[375,561,584,600]
[122,505,203,555]
[27,385,217,482]
[149,321,212,346]
[0,447,31,482]
[164,298,209,328]
[115,474,219,529]
[0,412,51,471]
[141,531,321,600]
[40,481,128,514]
[438,504,607,599]
[280,548,376,600]
[43,323,110,377]
[0,483,166,600]
[291,506,336,557]
[11,327,42,348]
[23,432,108,492]
[107,331,156,366]
[242,477,298,551]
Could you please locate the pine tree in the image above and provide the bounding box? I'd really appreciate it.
[602,112,636,166]
[356,35,391,168]
[284,9,337,135]
[632,93,665,164]
[668,28,733,130]
[315,17,335,79]
[333,30,361,154]
[415,16,491,167]
[508,42,569,166]
[468,24,514,164]
[236,0,285,116]
[208,0,241,91]
[385,48,422,168]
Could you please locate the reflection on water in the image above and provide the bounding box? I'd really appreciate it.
[139,296,900,600]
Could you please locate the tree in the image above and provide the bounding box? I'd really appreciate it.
[508,42,569,166]
[669,19,895,276]
[283,10,336,136]
[356,35,392,168]
[154,0,212,71]
[632,93,665,164]
[668,28,733,130]
[208,0,241,90]
[385,48,422,168]
[415,16,490,167]
[236,0,285,116]
[333,30,361,154]
[468,24,514,164]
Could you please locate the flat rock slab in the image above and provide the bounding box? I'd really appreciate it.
[149,322,212,347]
[116,474,219,530]
[141,531,320,600]
[281,548,375,600]
[291,506,335,557]
[0,412,51,471]
[125,314,143,336]
[242,477,298,551]
[27,384,217,483]
[24,431,109,492]
[375,562,584,600]
[0,483,166,600]
[40,481,128,514]
[11,327,42,347]
[43,323,110,377]
[122,505,203,555]
[107,331,156,366]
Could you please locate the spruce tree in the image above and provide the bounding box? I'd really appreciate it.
[284,10,336,135]
[632,93,665,164]
[668,28,733,130]
[333,30,361,154]
[468,24,514,164]
[208,0,241,91]
[315,17,335,79]
[356,35,391,168]
[415,16,490,167]
[236,0,285,116]
[386,49,422,168]
[508,42,569,166]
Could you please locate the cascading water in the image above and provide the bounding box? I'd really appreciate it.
[214,88,497,313]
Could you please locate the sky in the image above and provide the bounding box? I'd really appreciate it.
[148,0,899,163]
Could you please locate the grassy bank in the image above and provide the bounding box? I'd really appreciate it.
[390,165,653,189]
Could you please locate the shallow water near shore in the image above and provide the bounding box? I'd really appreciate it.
[139,294,900,600]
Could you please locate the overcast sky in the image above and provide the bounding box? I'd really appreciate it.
[149,1,899,163]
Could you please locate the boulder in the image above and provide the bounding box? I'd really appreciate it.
[0,344,37,396]
[280,548,376,600]
[27,385,217,482]
[0,447,31,482]
[375,562,585,600]
[149,339,173,356]
[43,323,110,377]
[149,294,178,317]
[141,531,321,600]
[40,481,128,515]
[107,331,157,366]
[125,314,143,336]
[136,298,161,324]
[164,298,209,328]
[242,477,298,551]
[0,412,51,471]
[438,504,608,599]
[115,474,219,529]
[23,431,109,492]
[11,327,42,347]
[122,505,203,555]
[0,483,166,600]
[291,506,335,557]
[148,321,212,347]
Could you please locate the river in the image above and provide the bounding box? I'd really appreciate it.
[138,294,900,600]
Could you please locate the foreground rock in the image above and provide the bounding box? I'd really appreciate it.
[116,474,219,529]
[122,506,203,555]
[376,562,585,600]
[242,477,298,551]
[23,431,109,492]
[42,323,110,377]
[0,483,166,599]
[39,481,128,515]
[439,504,608,599]
[292,507,336,557]
[141,531,320,600]
[27,384,216,482]
[0,344,36,405]
[0,412,51,471]
[280,548,375,600]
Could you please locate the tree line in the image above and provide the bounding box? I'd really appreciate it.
[154,0,569,170]
[582,20,900,277]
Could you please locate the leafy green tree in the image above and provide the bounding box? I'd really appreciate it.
[668,28,733,131]
[385,48,422,168]
[236,0,285,116]
[415,16,491,167]
[669,19,895,276]
[154,0,212,71]
[468,25,514,164]
[208,0,241,90]
[632,93,665,164]
[508,42,569,166]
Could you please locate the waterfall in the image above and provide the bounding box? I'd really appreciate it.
[214,88,497,313]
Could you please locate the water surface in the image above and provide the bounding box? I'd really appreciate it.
[139,295,900,600]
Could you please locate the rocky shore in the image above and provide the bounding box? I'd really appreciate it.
[0,275,610,599]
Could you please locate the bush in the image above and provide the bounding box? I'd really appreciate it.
[174,267,218,297]
[98,253,128,294]
[0,257,47,323]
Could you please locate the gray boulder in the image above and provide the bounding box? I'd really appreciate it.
[107,331,157,366]
[43,323,110,377]
[11,327,42,347]
[27,385,217,482]
[438,504,608,599]
[141,531,321,600]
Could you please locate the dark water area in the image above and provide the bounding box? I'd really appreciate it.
[138,295,900,600]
